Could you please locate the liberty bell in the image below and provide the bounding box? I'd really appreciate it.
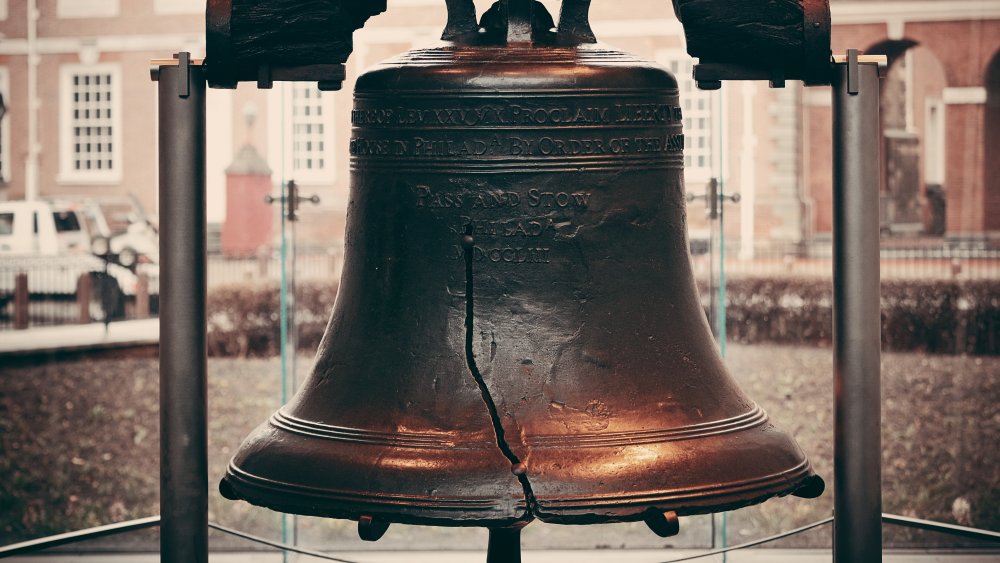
[220,0,824,546]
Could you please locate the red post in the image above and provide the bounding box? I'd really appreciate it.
[77,273,92,324]
[14,273,29,330]
[257,249,269,279]
[221,148,273,257]
[136,273,150,319]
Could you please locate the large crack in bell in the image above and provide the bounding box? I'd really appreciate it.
[461,227,539,518]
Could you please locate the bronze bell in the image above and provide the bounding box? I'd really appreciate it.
[220,0,823,538]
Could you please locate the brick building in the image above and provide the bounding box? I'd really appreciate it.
[0,0,207,213]
[1,0,997,256]
[804,1,1000,245]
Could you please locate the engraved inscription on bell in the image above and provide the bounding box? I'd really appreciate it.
[351,102,682,127]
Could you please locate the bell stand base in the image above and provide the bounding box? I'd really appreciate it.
[487,528,521,563]
[482,511,680,562]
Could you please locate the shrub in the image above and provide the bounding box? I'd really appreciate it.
[206,281,339,357]
[702,277,999,355]
[207,277,997,357]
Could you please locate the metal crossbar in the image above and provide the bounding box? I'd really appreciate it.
[658,517,834,562]
[0,516,160,558]
[1,513,997,560]
[206,522,359,563]
[883,514,1000,543]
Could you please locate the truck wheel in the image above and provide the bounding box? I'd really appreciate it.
[88,272,125,322]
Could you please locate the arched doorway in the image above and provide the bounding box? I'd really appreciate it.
[867,39,948,237]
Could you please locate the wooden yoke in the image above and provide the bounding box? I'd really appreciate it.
[670,0,832,88]
[205,0,388,90]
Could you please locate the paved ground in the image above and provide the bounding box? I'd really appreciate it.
[5,549,1000,562]
[0,318,158,356]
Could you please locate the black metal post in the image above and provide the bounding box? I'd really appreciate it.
[155,53,208,563]
[832,50,882,563]
[486,528,521,563]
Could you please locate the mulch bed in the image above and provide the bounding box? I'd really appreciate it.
[1,344,997,550]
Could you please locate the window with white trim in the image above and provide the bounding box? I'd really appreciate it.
[292,86,326,173]
[0,1,8,21]
[656,50,716,178]
[273,83,337,185]
[925,98,945,185]
[0,67,9,184]
[60,64,122,183]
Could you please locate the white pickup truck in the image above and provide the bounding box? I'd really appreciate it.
[0,200,158,322]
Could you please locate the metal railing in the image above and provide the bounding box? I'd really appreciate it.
[1,513,996,560]
[7,242,994,331]
[0,256,158,331]
[205,242,1000,289]
[206,247,345,288]
[689,240,1000,280]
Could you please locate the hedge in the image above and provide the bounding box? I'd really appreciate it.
[206,281,339,357]
[709,278,999,355]
[206,278,998,357]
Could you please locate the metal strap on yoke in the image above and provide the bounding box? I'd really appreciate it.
[505,0,534,43]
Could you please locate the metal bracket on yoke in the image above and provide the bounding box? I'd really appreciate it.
[505,0,535,43]
[149,56,205,85]
[832,51,889,95]
[693,63,788,90]
[177,52,191,97]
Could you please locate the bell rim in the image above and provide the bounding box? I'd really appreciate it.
[220,461,531,528]
[220,458,821,527]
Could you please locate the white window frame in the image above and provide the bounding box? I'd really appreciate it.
[57,0,119,18]
[924,97,946,185]
[153,0,203,15]
[656,49,716,183]
[0,67,9,184]
[268,82,337,186]
[0,1,8,22]
[59,63,123,184]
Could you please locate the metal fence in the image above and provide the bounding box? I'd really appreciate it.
[4,241,997,331]
[690,240,1000,281]
[210,242,1000,289]
[0,256,157,331]
[207,247,345,288]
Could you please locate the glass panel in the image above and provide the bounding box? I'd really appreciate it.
[2,0,997,559]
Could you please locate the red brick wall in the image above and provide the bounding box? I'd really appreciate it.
[805,103,834,235]
[945,103,986,234]
[222,173,274,256]
[806,19,1000,236]
[905,20,1000,88]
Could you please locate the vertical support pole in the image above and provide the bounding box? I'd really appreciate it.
[486,528,521,563]
[155,53,208,563]
[832,50,882,563]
